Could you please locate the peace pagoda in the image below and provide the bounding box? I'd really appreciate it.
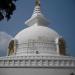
[0,0,75,75]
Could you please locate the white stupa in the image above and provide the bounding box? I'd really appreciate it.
[0,0,75,75]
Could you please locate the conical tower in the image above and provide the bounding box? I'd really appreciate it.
[25,0,49,27]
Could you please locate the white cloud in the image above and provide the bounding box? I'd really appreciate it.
[0,32,13,56]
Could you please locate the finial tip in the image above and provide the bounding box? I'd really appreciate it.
[35,0,40,6]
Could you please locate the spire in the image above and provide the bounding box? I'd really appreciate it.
[25,0,49,26]
[35,0,40,6]
[32,0,41,16]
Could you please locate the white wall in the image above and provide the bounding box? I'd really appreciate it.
[0,68,75,75]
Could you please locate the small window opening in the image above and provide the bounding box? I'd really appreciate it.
[36,51,39,54]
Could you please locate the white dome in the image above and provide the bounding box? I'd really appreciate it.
[14,3,60,56]
[15,25,59,44]
[14,25,60,56]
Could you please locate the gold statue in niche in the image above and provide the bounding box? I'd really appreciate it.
[58,38,66,55]
[8,40,15,56]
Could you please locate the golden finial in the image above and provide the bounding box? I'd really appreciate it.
[35,0,40,6]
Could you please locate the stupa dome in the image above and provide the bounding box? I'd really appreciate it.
[13,24,61,56]
[7,0,66,56]
[15,25,60,44]
[13,0,62,56]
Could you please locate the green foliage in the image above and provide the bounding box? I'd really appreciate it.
[0,0,17,21]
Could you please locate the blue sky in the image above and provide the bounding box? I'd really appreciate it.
[0,0,75,56]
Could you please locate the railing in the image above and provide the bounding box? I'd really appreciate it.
[0,55,75,68]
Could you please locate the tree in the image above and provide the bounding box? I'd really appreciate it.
[0,0,17,21]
